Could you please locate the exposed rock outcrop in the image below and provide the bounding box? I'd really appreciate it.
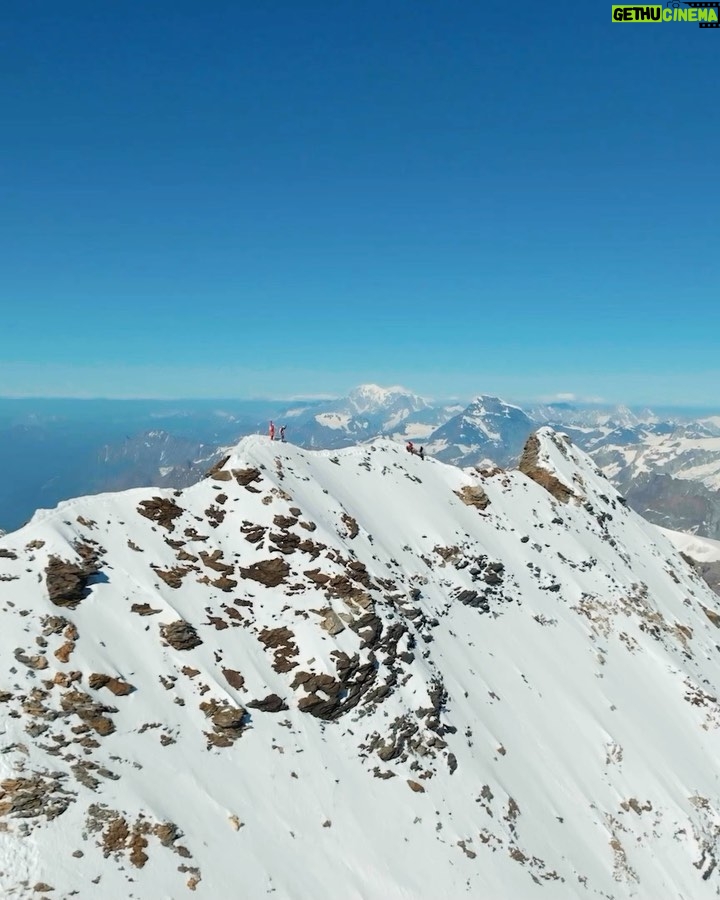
[45,552,100,609]
[247,693,289,713]
[518,433,576,504]
[137,496,184,531]
[455,484,490,511]
[160,620,203,651]
[240,557,289,587]
[205,454,231,480]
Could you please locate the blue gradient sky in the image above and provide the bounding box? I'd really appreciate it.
[2,1,718,404]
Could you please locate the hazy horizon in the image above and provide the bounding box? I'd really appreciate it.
[0,389,717,416]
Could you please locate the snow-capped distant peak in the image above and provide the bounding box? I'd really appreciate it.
[346,383,429,414]
[468,394,525,415]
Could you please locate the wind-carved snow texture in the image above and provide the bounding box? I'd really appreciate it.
[3,427,720,897]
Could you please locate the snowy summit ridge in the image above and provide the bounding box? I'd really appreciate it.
[2,429,720,897]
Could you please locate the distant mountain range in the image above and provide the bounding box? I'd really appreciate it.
[282,384,451,446]
[2,389,720,541]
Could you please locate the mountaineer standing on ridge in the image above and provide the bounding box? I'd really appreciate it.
[280,425,286,442]
[419,446,425,460]
[269,421,275,441]
[406,441,415,454]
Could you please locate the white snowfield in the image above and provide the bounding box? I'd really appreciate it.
[600,433,720,489]
[659,526,720,563]
[2,429,720,898]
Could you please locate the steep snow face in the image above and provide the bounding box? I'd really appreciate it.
[3,433,720,898]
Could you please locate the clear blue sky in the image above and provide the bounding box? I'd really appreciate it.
[2,1,718,404]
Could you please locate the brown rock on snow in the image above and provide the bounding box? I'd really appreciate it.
[200,699,247,746]
[242,524,266,544]
[268,531,301,555]
[455,484,490,511]
[232,467,262,487]
[153,565,192,589]
[160,620,203,651]
[222,668,245,690]
[304,568,330,585]
[60,690,117,735]
[204,454,231,480]
[54,641,75,663]
[88,673,135,696]
[240,557,289,587]
[341,513,359,539]
[518,433,576,504]
[0,773,74,820]
[45,554,100,609]
[14,648,48,670]
[198,549,234,574]
[131,603,162,616]
[247,693,289,713]
[317,607,345,636]
[258,626,298,673]
[137,496,184,531]
[291,655,376,721]
[273,514,298,529]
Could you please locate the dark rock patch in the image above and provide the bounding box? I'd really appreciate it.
[60,689,117,736]
[222,668,245,690]
[198,550,234,575]
[247,693,288,713]
[291,653,376,721]
[205,455,231,480]
[240,558,290,588]
[268,531,301,555]
[137,497,184,531]
[341,513,359,539]
[200,699,247,747]
[241,523,266,544]
[258,626,298,673]
[204,505,226,528]
[273,514,298,529]
[233,467,262,487]
[152,565,192,589]
[131,603,162,616]
[45,553,100,610]
[160,620,203,651]
[88,674,135,696]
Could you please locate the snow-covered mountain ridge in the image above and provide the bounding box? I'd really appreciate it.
[2,430,720,897]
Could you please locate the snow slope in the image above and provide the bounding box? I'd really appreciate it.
[659,526,720,563]
[2,430,720,898]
